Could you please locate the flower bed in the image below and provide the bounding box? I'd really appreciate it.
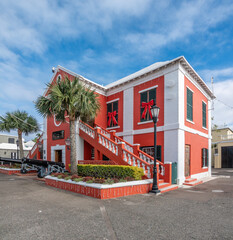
[0,166,21,175]
[45,175,153,199]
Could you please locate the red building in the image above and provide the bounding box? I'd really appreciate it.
[29,56,215,185]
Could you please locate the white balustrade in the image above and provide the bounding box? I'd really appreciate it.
[97,133,118,156]
[147,166,151,178]
[31,144,38,154]
[160,165,165,176]
[79,122,95,139]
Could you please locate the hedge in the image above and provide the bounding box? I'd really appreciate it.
[76,164,144,180]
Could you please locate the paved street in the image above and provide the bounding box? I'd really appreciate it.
[0,169,232,240]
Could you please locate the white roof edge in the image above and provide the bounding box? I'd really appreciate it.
[42,65,107,97]
[42,56,214,99]
[57,65,106,90]
[105,56,183,89]
[180,56,215,99]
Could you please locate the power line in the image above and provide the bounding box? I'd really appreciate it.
[215,99,233,110]
[0,114,43,133]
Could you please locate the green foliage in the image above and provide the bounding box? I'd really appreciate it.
[64,176,72,180]
[76,164,144,180]
[103,178,114,185]
[35,77,100,122]
[0,110,39,135]
[119,178,127,183]
[73,178,83,182]
[35,76,101,174]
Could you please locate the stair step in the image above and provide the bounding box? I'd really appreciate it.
[184,178,197,183]
[160,185,179,193]
[183,180,203,186]
[158,182,170,189]
[159,179,164,183]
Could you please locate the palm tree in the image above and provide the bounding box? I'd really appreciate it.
[35,77,100,174]
[0,110,40,158]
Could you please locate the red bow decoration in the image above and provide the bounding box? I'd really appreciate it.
[141,99,154,119]
[108,111,118,127]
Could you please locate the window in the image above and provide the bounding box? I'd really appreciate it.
[140,88,156,122]
[107,101,118,128]
[141,145,162,161]
[52,130,64,140]
[187,88,193,121]
[57,74,61,83]
[11,152,17,159]
[8,138,15,144]
[202,148,208,167]
[202,102,207,128]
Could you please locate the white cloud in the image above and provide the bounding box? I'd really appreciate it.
[123,0,233,53]
[200,67,233,82]
[210,79,233,129]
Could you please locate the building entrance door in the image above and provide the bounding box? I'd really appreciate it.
[185,145,190,177]
[221,146,233,168]
[55,150,62,163]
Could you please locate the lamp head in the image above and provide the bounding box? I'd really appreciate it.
[150,105,160,122]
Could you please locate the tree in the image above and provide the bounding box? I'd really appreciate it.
[0,110,40,158]
[35,77,100,174]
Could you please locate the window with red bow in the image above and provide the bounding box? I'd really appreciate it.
[107,101,118,128]
[140,88,156,122]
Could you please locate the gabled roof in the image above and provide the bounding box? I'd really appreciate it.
[48,56,215,99]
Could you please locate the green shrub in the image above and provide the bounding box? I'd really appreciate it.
[64,176,71,180]
[76,164,144,180]
[86,180,94,183]
[104,178,114,185]
[119,178,127,183]
[73,178,83,182]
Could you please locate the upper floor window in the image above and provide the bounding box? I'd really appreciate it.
[140,88,156,122]
[202,102,207,128]
[8,138,15,144]
[107,101,118,128]
[187,88,193,121]
[52,130,64,140]
[202,148,208,167]
[56,74,62,84]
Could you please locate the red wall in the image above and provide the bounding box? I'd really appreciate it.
[134,131,164,162]
[133,76,164,130]
[184,76,208,134]
[46,116,70,168]
[185,131,208,175]
[84,141,93,160]
[94,93,107,128]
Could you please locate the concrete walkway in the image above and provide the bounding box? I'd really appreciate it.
[0,169,232,240]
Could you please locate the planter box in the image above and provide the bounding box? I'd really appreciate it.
[45,176,153,199]
[0,167,21,175]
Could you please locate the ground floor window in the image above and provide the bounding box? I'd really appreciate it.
[11,152,17,159]
[202,148,208,167]
[140,146,162,161]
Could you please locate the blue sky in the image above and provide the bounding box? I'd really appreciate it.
[1,0,233,140]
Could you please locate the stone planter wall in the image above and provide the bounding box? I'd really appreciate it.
[0,167,21,175]
[45,176,153,199]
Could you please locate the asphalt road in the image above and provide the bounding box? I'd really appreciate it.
[0,169,232,240]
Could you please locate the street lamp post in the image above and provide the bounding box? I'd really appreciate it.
[16,140,19,159]
[150,104,160,194]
